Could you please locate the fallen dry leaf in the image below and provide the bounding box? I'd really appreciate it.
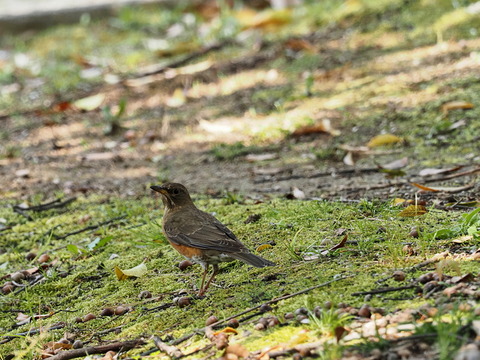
[284,38,316,53]
[292,119,340,137]
[441,101,474,113]
[418,166,463,177]
[115,263,148,280]
[411,182,475,193]
[73,93,105,111]
[256,244,273,252]
[398,205,428,217]
[379,157,408,170]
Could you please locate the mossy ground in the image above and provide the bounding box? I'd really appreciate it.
[1,0,480,358]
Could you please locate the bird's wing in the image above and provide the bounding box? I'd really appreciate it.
[164,210,246,253]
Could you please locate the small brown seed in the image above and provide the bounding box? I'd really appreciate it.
[177,296,191,308]
[58,339,70,344]
[74,317,83,323]
[348,308,359,316]
[337,302,348,308]
[324,301,333,309]
[267,316,280,327]
[178,260,193,271]
[2,284,14,294]
[205,315,218,326]
[296,314,308,322]
[409,227,419,238]
[10,272,25,282]
[259,303,272,313]
[314,306,322,318]
[37,254,50,264]
[254,323,265,331]
[358,305,371,318]
[418,273,434,284]
[72,340,83,349]
[138,290,152,299]
[26,252,36,261]
[114,306,129,315]
[257,317,269,327]
[83,313,96,322]
[294,307,308,316]
[100,308,115,317]
[392,271,406,282]
[227,318,240,328]
[284,312,294,320]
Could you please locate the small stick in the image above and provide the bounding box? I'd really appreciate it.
[54,215,126,240]
[352,285,418,296]
[44,339,146,360]
[152,336,184,359]
[0,322,66,344]
[171,275,353,345]
[13,197,77,212]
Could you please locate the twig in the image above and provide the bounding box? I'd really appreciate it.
[0,322,66,344]
[144,302,174,313]
[420,166,480,183]
[254,167,379,184]
[127,40,235,79]
[13,197,77,212]
[352,285,419,296]
[45,339,146,360]
[54,215,126,240]
[152,336,184,359]
[265,340,323,358]
[171,275,353,345]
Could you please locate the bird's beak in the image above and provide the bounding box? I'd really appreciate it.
[150,185,168,195]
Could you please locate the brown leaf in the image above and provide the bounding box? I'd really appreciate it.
[334,326,348,342]
[398,205,428,217]
[225,344,249,358]
[411,182,475,193]
[329,234,348,251]
[285,38,316,53]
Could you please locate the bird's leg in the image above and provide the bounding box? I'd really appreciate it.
[201,264,219,295]
[198,264,209,296]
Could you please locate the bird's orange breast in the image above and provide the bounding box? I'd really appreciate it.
[169,241,204,259]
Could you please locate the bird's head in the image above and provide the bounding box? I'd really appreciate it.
[151,183,193,210]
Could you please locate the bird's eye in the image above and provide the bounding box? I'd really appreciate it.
[172,188,180,195]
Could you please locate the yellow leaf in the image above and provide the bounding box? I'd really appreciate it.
[392,198,406,205]
[166,88,186,108]
[73,93,105,111]
[441,101,474,113]
[398,205,428,217]
[367,134,403,148]
[235,8,292,31]
[115,263,148,281]
[256,244,273,252]
[213,327,238,335]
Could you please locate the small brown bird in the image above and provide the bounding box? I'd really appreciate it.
[151,183,275,296]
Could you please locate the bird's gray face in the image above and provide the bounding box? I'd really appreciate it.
[151,183,192,209]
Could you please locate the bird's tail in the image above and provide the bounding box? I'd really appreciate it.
[231,252,276,267]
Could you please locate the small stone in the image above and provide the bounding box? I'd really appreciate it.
[114,306,129,315]
[100,308,115,317]
[259,304,272,313]
[392,271,406,282]
[296,314,308,322]
[358,305,371,318]
[138,290,152,299]
[26,252,36,261]
[11,272,25,282]
[74,317,83,323]
[337,302,348,308]
[58,338,70,344]
[206,315,218,326]
[284,312,295,320]
[83,313,96,322]
[348,308,359,316]
[37,254,50,264]
[72,340,83,349]
[177,297,191,308]
[178,260,193,271]
[314,306,322,317]
[227,318,240,328]
[324,301,333,309]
